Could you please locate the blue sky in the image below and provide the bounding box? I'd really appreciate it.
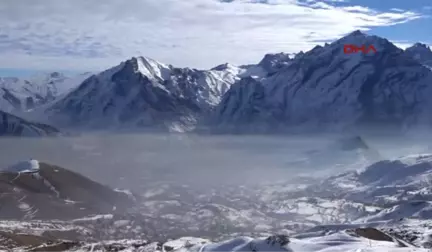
[0,0,430,77]
[325,0,432,43]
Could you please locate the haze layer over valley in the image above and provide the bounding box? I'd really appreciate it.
[1,134,432,251]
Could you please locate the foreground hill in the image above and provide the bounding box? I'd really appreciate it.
[0,160,136,220]
[0,110,60,136]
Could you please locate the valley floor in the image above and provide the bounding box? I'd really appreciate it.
[0,134,432,251]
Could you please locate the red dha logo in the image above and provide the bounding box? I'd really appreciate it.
[344,44,377,54]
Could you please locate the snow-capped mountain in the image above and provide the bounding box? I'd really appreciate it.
[0,72,91,113]
[405,43,432,68]
[0,109,59,136]
[211,31,432,132]
[43,57,274,132]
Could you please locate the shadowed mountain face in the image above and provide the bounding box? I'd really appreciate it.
[211,31,432,133]
[0,110,60,137]
[0,162,136,220]
[405,43,432,68]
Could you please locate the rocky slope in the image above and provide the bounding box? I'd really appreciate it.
[0,110,59,136]
[211,31,432,133]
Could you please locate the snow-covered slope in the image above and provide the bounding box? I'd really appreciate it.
[3,230,430,251]
[0,72,91,113]
[212,31,432,133]
[44,57,272,132]
[405,43,432,68]
[312,154,432,221]
[190,232,428,252]
[0,110,59,136]
[3,159,40,173]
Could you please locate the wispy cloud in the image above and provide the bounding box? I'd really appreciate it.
[0,0,425,71]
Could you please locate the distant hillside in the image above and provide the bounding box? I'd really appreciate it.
[0,110,60,136]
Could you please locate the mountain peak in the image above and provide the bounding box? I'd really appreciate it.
[211,62,236,71]
[258,52,292,72]
[412,42,430,49]
[127,56,171,81]
[405,42,432,67]
[331,30,401,54]
[334,30,371,45]
[347,30,367,37]
[406,42,431,52]
[49,72,62,78]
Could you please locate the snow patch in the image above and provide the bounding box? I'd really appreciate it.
[2,159,40,174]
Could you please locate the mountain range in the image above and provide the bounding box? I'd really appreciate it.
[213,31,432,133]
[2,30,432,135]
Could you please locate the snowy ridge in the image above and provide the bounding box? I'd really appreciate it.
[311,153,432,224]
[0,72,92,113]
[43,56,274,132]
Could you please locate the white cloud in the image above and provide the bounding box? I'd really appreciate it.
[0,0,425,71]
[393,42,414,49]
